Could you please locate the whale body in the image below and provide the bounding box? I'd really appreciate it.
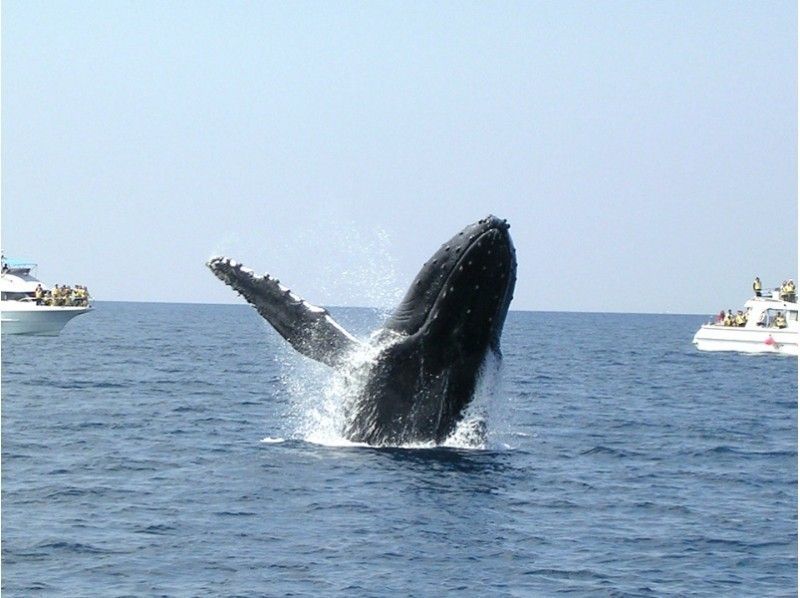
[208,215,516,445]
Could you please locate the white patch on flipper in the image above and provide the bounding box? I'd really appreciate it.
[305,304,326,313]
[325,314,359,343]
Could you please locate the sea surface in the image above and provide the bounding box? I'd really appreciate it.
[2,302,797,596]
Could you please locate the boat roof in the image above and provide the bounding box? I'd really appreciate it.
[2,258,37,268]
[744,295,797,312]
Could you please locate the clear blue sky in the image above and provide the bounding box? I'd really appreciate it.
[2,1,796,313]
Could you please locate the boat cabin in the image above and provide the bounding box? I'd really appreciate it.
[1,259,43,302]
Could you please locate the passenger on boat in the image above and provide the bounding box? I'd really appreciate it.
[723,310,734,326]
[34,284,44,304]
[734,311,746,327]
[779,281,795,303]
[753,276,762,297]
[773,312,787,329]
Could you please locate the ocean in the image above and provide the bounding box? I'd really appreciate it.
[2,302,797,596]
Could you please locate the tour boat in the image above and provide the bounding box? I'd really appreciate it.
[1,258,91,335]
[693,287,797,355]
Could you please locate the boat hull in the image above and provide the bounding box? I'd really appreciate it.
[693,324,798,356]
[1,305,91,335]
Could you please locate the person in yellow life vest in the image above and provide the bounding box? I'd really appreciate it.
[787,280,796,303]
[753,276,762,297]
[780,281,790,301]
[734,311,746,327]
[34,284,43,304]
[723,310,733,326]
[773,312,787,329]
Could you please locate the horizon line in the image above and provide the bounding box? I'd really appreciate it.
[89,299,707,317]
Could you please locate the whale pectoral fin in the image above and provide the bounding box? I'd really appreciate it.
[207,257,362,367]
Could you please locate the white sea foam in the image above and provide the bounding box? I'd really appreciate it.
[260,436,285,444]
[284,337,508,451]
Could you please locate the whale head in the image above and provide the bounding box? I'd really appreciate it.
[385,214,516,357]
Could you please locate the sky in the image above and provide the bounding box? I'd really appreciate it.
[2,1,796,313]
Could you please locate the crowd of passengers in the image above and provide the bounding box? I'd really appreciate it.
[715,308,788,329]
[752,277,796,302]
[717,309,748,327]
[34,283,90,307]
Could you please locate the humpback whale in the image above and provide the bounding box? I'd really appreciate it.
[207,215,516,445]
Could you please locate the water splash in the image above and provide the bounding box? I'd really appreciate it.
[298,330,399,446]
[282,335,508,451]
[292,220,404,311]
[443,350,508,450]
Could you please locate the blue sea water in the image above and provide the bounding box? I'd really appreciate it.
[2,302,797,596]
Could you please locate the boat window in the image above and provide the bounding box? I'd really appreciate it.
[761,308,794,327]
[2,292,33,301]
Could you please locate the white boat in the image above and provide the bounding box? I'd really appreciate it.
[1,258,91,335]
[693,287,798,355]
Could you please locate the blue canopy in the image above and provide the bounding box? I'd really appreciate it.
[2,257,37,268]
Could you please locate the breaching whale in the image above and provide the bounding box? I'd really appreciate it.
[207,215,516,445]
